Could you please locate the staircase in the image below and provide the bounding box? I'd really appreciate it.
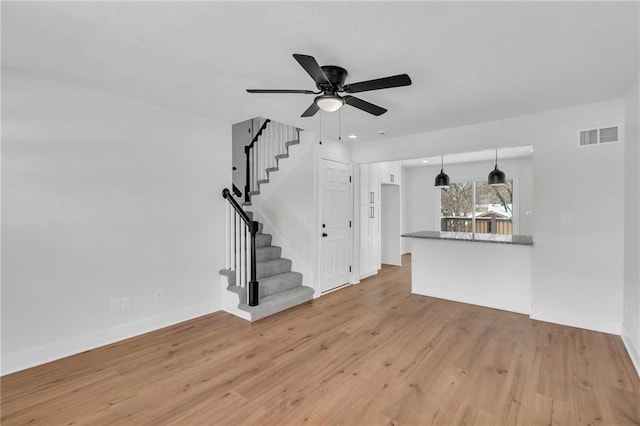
[220,119,314,321]
[243,120,302,206]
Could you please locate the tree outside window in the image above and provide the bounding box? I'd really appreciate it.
[441,180,513,235]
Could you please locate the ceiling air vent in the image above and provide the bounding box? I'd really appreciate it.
[579,126,619,146]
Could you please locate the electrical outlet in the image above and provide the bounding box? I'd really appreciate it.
[155,290,165,304]
[121,296,132,311]
[109,299,120,313]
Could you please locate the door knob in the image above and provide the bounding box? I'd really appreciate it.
[322,233,328,237]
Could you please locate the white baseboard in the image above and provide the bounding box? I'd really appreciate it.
[621,326,640,379]
[359,271,377,280]
[529,308,622,335]
[1,303,217,376]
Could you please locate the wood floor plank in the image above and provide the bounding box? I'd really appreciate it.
[2,254,639,425]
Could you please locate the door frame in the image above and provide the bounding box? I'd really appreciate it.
[319,158,354,294]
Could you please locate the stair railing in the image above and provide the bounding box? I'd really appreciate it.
[244,119,300,204]
[222,188,259,306]
[244,119,271,204]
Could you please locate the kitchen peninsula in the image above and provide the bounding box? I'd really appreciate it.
[402,231,533,315]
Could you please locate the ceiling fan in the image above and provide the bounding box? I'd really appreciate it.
[247,54,412,117]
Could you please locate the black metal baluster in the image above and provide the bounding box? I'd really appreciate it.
[248,220,259,306]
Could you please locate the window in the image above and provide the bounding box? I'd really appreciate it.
[440,179,514,236]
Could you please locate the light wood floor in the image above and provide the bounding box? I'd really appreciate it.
[2,254,639,425]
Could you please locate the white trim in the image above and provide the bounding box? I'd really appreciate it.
[1,303,217,376]
[529,308,622,335]
[359,270,378,280]
[320,282,352,296]
[621,327,640,379]
[220,276,252,321]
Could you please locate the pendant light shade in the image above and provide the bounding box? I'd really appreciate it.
[488,149,507,186]
[435,156,450,188]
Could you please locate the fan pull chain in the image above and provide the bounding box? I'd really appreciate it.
[338,109,342,141]
[319,112,322,145]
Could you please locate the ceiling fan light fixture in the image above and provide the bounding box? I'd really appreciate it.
[315,95,344,112]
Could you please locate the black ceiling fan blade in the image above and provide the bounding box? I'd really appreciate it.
[344,96,387,116]
[293,54,330,85]
[343,74,412,94]
[301,102,320,117]
[247,89,315,94]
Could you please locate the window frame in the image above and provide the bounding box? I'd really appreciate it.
[435,174,520,236]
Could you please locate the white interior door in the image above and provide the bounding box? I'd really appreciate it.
[320,159,353,292]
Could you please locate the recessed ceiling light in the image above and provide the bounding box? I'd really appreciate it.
[422,160,429,163]
[378,130,387,135]
[348,134,358,139]
[530,148,534,152]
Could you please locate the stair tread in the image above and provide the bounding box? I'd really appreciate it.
[257,257,290,266]
[259,271,302,297]
[255,233,272,247]
[256,258,292,279]
[255,245,281,261]
[238,285,314,321]
[259,270,302,284]
[259,285,312,303]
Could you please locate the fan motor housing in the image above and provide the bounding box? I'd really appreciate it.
[319,65,348,90]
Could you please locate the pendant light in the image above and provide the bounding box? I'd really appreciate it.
[434,155,450,188]
[488,149,506,186]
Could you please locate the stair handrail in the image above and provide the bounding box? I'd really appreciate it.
[222,188,259,306]
[244,119,271,203]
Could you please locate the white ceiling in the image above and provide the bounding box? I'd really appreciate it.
[2,2,638,142]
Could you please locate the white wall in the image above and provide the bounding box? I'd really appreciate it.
[231,118,252,194]
[353,99,626,334]
[623,74,640,374]
[231,117,264,196]
[402,156,533,247]
[1,71,231,374]
[257,132,319,293]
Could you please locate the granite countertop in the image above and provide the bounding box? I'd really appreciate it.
[401,231,533,246]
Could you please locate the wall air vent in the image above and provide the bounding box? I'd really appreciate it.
[579,126,619,146]
[579,129,598,145]
[599,127,618,143]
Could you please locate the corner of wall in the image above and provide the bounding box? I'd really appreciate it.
[622,325,640,378]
